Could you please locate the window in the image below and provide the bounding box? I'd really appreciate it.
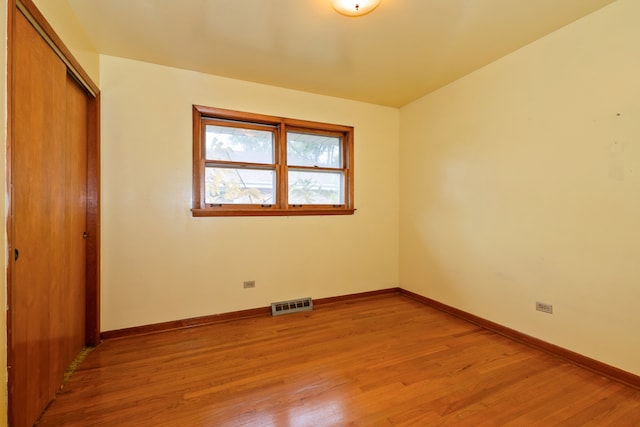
[192,105,355,216]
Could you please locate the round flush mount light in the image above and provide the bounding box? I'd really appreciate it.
[331,0,382,17]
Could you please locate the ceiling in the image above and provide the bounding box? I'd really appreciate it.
[64,0,615,107]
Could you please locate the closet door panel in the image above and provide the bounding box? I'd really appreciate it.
[11,10,88,427]
[60,74,88,368]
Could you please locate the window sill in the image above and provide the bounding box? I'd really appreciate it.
[191,208,356,217]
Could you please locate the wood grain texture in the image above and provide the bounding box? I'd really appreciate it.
[63,73,89,362]
[100,288,399,340]
[85,92,101,346]
[18,0,99,95]
[38,295,640,426]
[400,289,640,390]
[12,10,68,426]
[10,9,97,425]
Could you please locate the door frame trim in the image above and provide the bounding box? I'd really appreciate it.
[6,0,101,423]
[14,0,98,96]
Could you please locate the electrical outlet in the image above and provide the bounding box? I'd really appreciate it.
[243,280,255,289]
[536,301,553,314]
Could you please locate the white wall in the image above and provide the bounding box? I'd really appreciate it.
[400,0,640,375]
[100,55,400,331]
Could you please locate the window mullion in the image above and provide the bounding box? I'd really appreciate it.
[205,160,276,170]
[279,123,288,209]
[196,120,206,209]
[287,165,346,173]
[346,130,354,207]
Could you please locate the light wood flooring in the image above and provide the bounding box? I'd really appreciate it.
[37,295,640,426]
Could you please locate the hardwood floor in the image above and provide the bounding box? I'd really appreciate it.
[37,295,640,426]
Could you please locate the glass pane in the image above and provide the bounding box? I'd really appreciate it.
[205,167,275,204]
[288,171,344,205]
[205,125,274,164]
[287,132,341,168]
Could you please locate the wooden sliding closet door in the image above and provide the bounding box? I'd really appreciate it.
[10,9,88,426]
[61,71,89,376]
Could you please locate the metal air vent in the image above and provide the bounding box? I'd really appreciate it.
[271,297,313,316]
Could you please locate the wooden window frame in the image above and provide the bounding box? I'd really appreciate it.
[192,105,355,217]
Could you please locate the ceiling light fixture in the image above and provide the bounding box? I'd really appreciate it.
[331,0,381,17]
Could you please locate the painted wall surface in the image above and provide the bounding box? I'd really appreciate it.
[100,55,399,331]
[33,0,99,84]
[400,0,640,375]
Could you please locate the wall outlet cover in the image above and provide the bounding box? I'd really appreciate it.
[536,301,553,314]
